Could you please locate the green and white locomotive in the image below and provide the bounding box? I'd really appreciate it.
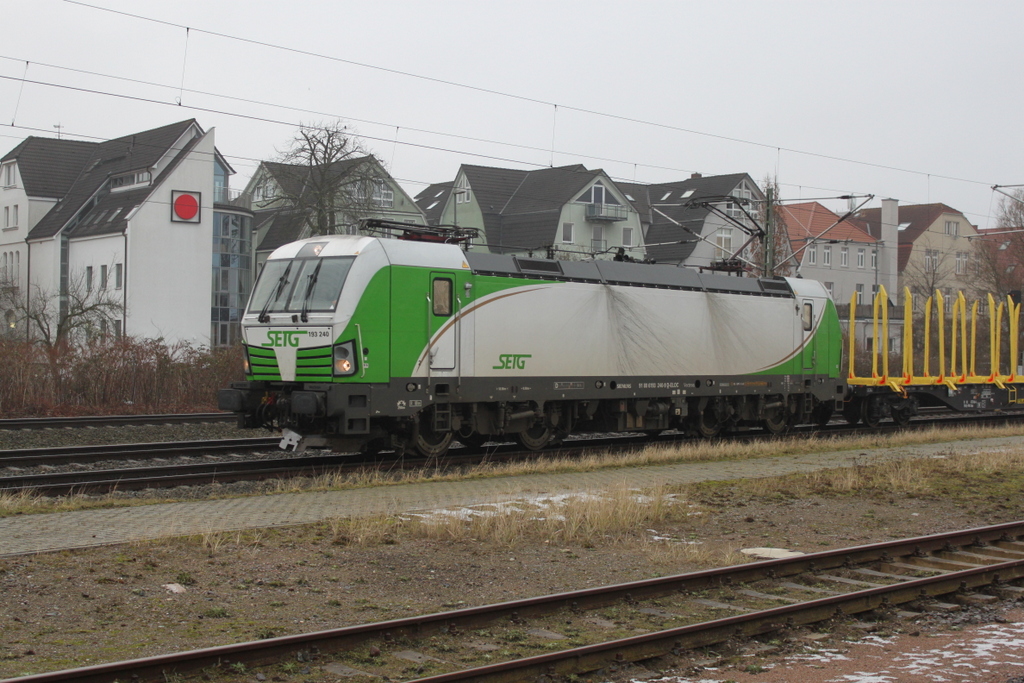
[219,222,844,454]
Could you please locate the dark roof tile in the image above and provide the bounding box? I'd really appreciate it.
[27,120,199,241]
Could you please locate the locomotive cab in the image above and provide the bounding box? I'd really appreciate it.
[218,232,473,452]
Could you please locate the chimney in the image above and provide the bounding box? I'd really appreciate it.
[690,172,702,179]
[879,198,899,302]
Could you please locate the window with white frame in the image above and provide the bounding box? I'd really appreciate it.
[871,249,877,269]
[840,246,849,267]
[111,171,152,190]
[824,281,834,297]
[857,248,865,268]
[115,263,123,289]
[455,176,472,204]
[622,226,633,247]
[86,266,93,292]
[955,251,967,275]
[100,264,108,290]
[823,245,832,266]
[254,179,276,202]
[925,249,939,273]
[808,245,816,265]
[2,162,15,188]
[561,222,574,244]
[715,228,733,258]
[945,220,959,236]
[855,283,864,304]
[372,181,394,208]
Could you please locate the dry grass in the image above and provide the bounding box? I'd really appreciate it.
[324,483,700,550]
[729,446,1024,500]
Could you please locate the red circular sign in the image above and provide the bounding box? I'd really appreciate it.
[173,193,199,220]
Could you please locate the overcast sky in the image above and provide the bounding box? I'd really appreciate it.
[2,0,1022,227]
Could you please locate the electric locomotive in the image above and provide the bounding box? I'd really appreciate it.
[218,222,845,454]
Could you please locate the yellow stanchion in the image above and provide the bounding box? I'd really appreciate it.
[954,292,962,382]
[1009,296,1020,382]
[950,294,959,379]
[871,290,881,379]
[936,290,946,382]
[970,300,979,379]
[848,291,857,380]
[923,296,932,380]
[880,286,889,383]
[903,287,914,381]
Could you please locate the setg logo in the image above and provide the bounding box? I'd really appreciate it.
[263,330,308,348]
[493,353,532,370]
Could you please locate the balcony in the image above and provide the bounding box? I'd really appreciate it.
[214,187,252,211]
[585,203,628,221]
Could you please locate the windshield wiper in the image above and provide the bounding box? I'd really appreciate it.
[258,262,294,323]
[300,259,324,323]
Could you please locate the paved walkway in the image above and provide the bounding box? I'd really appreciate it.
[1,435,1019,557]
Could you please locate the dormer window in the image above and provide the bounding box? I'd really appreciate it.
[111,170,152,191]
[577,182,619,205]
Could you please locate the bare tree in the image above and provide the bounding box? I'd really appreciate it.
[0,270,123,392]
[271,121,387,236]
[975,188,1024,296]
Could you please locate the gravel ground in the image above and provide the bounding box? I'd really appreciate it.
[2,425,1024,682]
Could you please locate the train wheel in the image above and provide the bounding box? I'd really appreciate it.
[860,396,883,429]
[762,407,788,435]
[411,421,453,458]
[891,401,913,427]
[693,406,723,438]
[516,424,554,451]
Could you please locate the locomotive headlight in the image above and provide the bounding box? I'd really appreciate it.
[242,348,251,375]
[333,341,357,376]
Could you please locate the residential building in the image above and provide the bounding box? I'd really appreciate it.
[854,202,980,304]
[617,173,764,269]
[0,120,253,346]
[245,157,425,267]
[415,164,645,260]
[781,199,900,353]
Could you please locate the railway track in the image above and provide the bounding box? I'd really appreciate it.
[2,412,1022,495]
[0,412,236,431]
[10,521,1024,683]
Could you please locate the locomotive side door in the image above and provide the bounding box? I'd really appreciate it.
[428,272,457,371]
[800,299,815,372]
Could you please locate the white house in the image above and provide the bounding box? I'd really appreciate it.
[0,120,253,346]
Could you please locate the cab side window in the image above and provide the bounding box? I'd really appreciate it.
[432,278,453,316]
[802,302,813,331]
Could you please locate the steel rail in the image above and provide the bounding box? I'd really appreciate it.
[3,411,1022,494]
[0,437,280,467]
[0,413,236,431]
[7,521,1024,683]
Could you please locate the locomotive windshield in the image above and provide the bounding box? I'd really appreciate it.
[249,256,355,315]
